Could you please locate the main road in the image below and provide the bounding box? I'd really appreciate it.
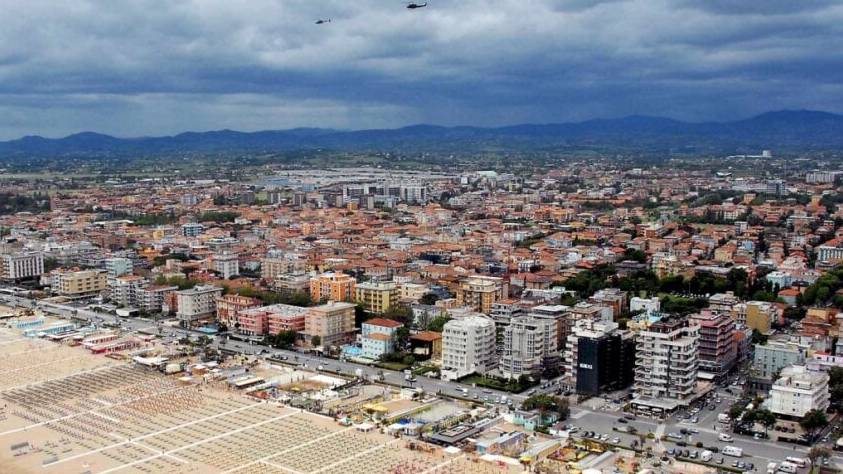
[0,294,527,404]
[4,293,839,470]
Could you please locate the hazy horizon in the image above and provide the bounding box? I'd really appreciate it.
[2,0,843,139]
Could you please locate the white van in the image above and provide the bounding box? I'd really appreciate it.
[784,457,807,468]
[718,433,733,442]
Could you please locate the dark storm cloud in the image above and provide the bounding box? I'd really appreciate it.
[0,0,842,138]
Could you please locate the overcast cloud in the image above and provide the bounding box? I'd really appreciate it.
[1,0,842,139]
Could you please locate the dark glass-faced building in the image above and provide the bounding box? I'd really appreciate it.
[576,331,636,396]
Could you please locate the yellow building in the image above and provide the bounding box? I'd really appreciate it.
[309,272,356,303]
[745,301,774,335]
[455,275,506,314]
[51,269,108,297]
[355,281,399,314]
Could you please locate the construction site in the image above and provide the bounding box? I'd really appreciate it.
[0,311,524,474]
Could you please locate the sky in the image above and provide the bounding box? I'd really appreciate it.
[1,0,843,139]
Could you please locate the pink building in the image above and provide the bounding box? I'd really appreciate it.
[236,304,309,336]
[216,294,261,327]
[268,312,306,335]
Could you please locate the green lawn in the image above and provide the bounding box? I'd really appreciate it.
[459,374,536,393]
[377,362,410,372]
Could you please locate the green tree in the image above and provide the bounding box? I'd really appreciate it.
[426,316,452,333]
[799,409,828,440]
[623,248,647,263]
[817,286,831,303]
[728,403,745,422]
[522,395,570,421]
[419,293,440,306]
[394,326,411,351]
[311,335,322,347]
[808,446,832,467]
[383,305,414,327]
[742,409,758,426]
[198,211,240,223]
[755,409,777,437]
[828,367,843,411]
[276,330,297,349]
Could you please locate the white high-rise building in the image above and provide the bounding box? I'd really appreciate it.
[632,317,699,414]
[441,315,496,381]
[766,365,829,418]
[500,316,558,379]
[0,250,44,280]
[176,285,223,325]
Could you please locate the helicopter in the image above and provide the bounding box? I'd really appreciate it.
[315,19,331,24]
[406,2,427,9]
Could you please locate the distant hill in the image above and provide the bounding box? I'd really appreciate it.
[2,110,843,158]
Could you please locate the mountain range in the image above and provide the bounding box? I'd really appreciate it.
[2,110,842,158]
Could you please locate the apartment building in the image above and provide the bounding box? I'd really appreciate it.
[399,282,428,303]
[806,170,841,184]
[270,272,310,295]
[0,250,44,281]
[559,303,610,352]
[309,272,356,303]
[632,317,700,414]
[564,319,635,396]
[181,223,204,237]
[303,301,356,347]
[261,251,308,280]
[176,285,223,325]
[750,340,810,393]
[135,285,178,314]
[689,309,737,380]
[108,275,147,308]
[441,315,497,381]
[817,244,843,264]
[360,318,402,360]
[455,275,507,314]
[52,269,108,297]
[236,304,308,337]
[745,301,779,335]
[589,288,628,319]
[215,294,260,328]
[499,316,558,379]
[708,292,740,315]
[753,340,809,380]
[104,257,133,278]
[355,281,399,314]
[212,253,239,279]
[490,300,526,353]
[766,365,830,418]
